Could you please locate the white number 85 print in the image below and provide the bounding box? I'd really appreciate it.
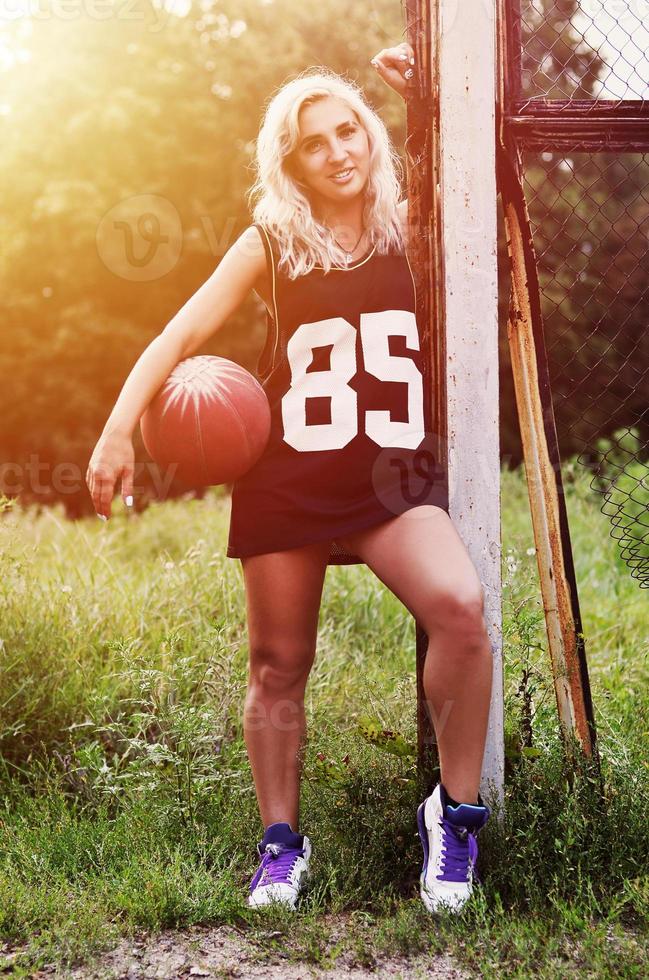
[282,310,425,452]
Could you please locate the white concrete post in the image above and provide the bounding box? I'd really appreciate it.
[439,0,504,805]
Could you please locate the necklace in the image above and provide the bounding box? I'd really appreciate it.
[332,227,366,266]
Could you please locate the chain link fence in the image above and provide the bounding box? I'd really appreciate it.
[504,1,649,588]
[519,0,649,103]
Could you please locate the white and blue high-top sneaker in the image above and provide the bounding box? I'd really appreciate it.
[247,822,311,909]
[417,783,490,913]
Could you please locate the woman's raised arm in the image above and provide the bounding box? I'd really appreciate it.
[370,41,415,100]
[371,42,414,240]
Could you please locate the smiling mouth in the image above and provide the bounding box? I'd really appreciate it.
[330,168,354,181]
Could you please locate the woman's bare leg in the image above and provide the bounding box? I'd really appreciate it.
[241,539,331,829]
[337,506,492,803]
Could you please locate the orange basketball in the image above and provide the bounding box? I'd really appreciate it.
[140,355,271,488]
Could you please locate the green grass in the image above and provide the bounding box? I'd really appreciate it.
[0,466,647,977]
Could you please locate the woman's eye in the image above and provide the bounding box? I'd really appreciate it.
[306,129,355,151]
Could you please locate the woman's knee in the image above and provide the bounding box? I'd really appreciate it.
[248,644,315,696]
[426,584,487,640]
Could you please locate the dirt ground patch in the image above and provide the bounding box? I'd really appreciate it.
[57,923,470,980]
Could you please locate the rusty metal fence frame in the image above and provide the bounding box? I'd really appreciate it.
[497,0,649,761]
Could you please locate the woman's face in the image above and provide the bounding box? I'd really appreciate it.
[290,96,371,208]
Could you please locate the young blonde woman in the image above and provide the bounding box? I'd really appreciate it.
[87,42,493,914]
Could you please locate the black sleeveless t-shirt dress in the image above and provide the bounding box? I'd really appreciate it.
[226,224,448,565]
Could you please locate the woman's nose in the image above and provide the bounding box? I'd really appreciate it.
[327,139,347,162]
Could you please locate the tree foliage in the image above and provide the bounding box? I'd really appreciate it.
[1,1,646,517]
[0,1,403,514]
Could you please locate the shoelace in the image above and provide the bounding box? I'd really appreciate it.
[438,819,480,884]
[253,843,303,889]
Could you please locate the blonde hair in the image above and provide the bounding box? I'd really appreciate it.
[248,67,405,278]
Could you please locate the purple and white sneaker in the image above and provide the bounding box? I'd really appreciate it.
[247,822,311,909]
[417,783,490,913]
